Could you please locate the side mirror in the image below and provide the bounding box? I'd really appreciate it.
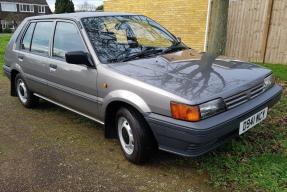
[65,51,94,67]
[176,37,182,42]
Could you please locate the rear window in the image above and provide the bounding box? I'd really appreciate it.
[21,22,35,50]
[31,22,53,55]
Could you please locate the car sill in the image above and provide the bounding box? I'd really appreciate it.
[33,93,105,125]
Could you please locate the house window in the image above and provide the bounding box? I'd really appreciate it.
[1,2,17,12]
[1,20,16,30]
[19,4,34,13]
[38,5,45,13]
[1,21,7,29]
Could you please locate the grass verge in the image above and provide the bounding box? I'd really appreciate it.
[262,63,287,81]
[0,34,12,73]
[198,64,287,191]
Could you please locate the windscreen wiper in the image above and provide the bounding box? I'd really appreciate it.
[120,48,162,62]
[161,41,187,54]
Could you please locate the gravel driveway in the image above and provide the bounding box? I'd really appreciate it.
[0,75,214,192]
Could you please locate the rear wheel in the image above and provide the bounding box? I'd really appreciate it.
[15,74,38,108]
[116,107,156,164]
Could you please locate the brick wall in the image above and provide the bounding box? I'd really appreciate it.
[104,0,209,51]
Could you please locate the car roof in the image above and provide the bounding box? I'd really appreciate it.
[26,12,138,21]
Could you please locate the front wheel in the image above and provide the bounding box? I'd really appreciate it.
[15,74,38,108]
[116,107,156,164]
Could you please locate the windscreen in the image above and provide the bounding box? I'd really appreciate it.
[81,15,179,63]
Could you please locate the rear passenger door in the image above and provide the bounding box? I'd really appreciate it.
[19,21,54,95]
[45,20,100,118]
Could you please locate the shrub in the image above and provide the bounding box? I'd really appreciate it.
[96,5,103,11]
[55,0,75,13]
[3,28,12,33]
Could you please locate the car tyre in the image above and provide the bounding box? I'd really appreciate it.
[116,106,156,164]
[15,73,38,108]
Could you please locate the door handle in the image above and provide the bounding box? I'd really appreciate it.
[18,55,24,62]
[49,64,57,72]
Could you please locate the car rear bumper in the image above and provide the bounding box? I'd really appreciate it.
[145,85,283,157]
[3,65,11,80]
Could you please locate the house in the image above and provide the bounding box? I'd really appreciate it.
[0,0,52,31]
[104,0,211,51]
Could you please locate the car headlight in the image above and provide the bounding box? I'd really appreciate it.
[170,98,226,122]
[199,98,226,119]
[263,74,274,90]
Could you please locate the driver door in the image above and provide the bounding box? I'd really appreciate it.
[45,20,100,118]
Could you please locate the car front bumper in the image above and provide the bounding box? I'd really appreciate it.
[145,85,283,157]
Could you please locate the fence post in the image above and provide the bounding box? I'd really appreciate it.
[262,0,275,64]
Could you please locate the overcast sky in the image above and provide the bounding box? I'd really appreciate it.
[47,0,103,11]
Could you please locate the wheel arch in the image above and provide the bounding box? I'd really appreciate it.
[102,90,152,138]
[101,90,151,118]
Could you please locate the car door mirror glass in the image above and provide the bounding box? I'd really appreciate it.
[65,51,94,67]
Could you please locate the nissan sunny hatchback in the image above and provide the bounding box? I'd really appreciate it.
[3,12,282,164]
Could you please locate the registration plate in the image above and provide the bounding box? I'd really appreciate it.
[239,107,268,135]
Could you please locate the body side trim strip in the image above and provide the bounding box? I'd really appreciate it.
[25,73,103,104]
[34,93,105,125]
[45,80,103,104]
[25,73,47,84]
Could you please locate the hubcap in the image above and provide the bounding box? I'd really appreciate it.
[118,116,134,155]
[17,79,28,103]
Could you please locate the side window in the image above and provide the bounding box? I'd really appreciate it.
[31,22,53,55]
[21,22,35,50]
[53,22,86,59]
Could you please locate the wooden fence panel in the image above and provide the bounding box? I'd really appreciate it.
[265,0,287,64]
[225,0,271,62]
[226,0,287,64]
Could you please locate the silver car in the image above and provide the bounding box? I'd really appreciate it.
[3,12,282,164]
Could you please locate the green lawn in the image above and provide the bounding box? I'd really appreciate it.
[262,63,287,81]
[0,33,286,191]
[199,97,287,191]
[0,34,12,73]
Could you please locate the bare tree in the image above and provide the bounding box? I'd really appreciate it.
[207,0,229,56]
[77,1,97,12]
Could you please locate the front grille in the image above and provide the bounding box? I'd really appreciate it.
[225,83,265,109]
[250,83,265,99]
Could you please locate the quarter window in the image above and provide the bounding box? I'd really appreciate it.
[31,22,53,55]
[53,22,86,59]
[21,23,36,50]
[19,4,34,13]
